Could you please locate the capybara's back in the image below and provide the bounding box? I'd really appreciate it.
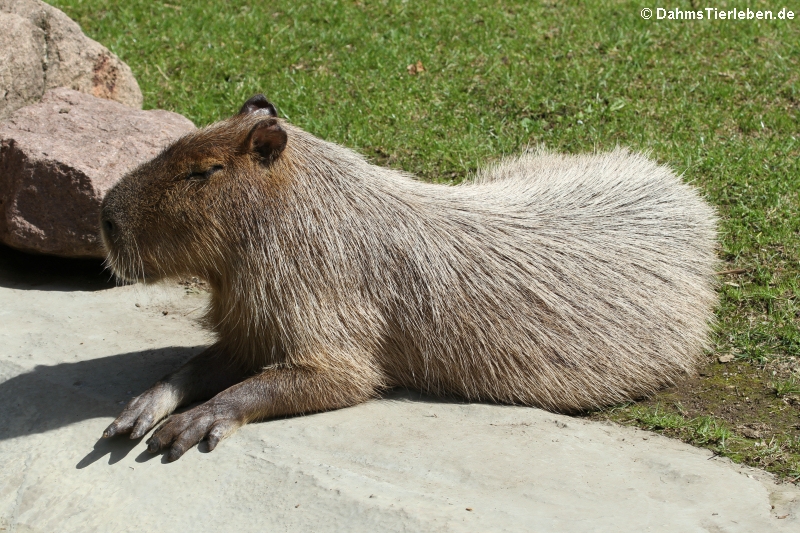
[101,97,718,460]
[374,147,718,411]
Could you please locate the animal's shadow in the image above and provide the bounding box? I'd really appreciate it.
[0,346,203,465]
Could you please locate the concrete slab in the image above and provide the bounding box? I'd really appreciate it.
[1,247,798,532]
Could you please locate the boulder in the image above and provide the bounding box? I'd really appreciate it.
[0,88,195,258]
[0,12,46,123]
[0,0,143,120]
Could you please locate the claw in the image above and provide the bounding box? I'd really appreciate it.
[167,445,184,462]
[147,437,161,453]
[103,420,124,438]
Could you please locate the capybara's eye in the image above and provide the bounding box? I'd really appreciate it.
[186,165,223,181]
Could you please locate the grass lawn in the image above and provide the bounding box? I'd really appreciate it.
[46,0,800,481]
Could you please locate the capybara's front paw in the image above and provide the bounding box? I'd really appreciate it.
[102,383,181,440]
[146,401,243,462]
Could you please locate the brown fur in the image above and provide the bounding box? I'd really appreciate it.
[100,95,718,461]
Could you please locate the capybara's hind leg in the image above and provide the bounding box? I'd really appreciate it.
[145,361,380,461]
[102,344,250,440]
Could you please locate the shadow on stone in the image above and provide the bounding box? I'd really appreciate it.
[0,345,203,444]
[76,434,144,468]
[0,243,116,291]
[134,448,164,464]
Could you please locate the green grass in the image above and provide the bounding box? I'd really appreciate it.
[612,404,732,448]
[773,375,800,397]
[45,0,800,480]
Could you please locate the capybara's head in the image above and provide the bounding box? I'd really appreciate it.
[100,95,288,284]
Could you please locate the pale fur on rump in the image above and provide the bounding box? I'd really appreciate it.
[106,114,718,414]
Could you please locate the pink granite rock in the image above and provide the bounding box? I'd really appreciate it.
[0,0,143,120]
[0,88,195,258]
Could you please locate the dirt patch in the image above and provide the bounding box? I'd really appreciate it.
[587,356,800,483]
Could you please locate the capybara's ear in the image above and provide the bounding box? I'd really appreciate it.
[247,119,287,161]
[239,94,278,117]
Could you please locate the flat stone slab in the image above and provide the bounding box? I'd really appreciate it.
[0,250,798,532]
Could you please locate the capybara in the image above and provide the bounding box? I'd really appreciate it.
[100,95,717,461]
